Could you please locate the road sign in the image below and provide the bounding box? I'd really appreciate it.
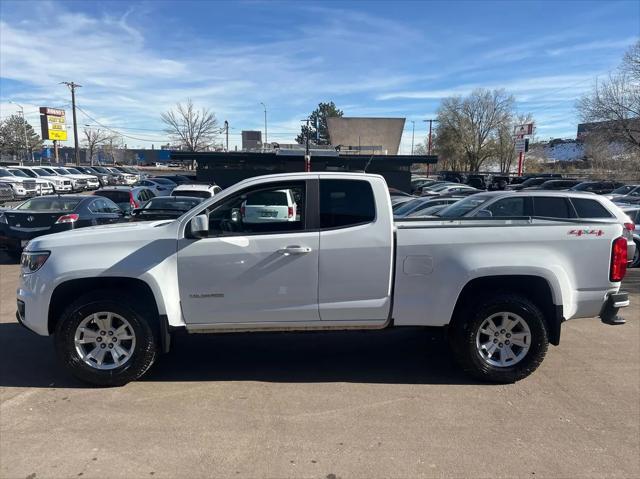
[39,107,68,141]
[514,123,533,137]
[515,138,529,153]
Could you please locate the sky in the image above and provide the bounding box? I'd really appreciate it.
[1,0,638,153]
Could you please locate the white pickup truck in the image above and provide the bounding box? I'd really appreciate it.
[16,173,631,386]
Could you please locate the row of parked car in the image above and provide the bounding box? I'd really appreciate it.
[394,174,640,267]
[0,167,226,260]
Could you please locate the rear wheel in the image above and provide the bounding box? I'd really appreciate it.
[450,294,549,383]
[54,292,157,386]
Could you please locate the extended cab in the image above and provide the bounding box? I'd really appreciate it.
[17,173,631,386]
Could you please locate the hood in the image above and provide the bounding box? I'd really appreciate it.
[26,219,178,251]
[0,176,30,184]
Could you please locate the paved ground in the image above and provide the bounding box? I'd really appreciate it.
[1,254,638,479]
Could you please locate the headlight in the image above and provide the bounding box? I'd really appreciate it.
[0,213,7,224]
[21,251,50,274]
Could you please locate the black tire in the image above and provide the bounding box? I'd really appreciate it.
[450,293,549,383]
[631,240,640,268]
[54,290,158,386]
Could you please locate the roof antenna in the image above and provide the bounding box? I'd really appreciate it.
[363,155,374,173]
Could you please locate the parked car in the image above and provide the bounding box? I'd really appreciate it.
[109,167,138,185]
[86,166,122,185]
[394,196,463,218]
[400,197,464,218]
[138,178,177,195]
[435,191,636,261]
[569,181,624,195]
[170,184,222,199]
[507,177,549,191]
[524,179,584,191]
[151,174,192,185]
[0,167,38,198]
[0,195,123,259]
[621,206,640,268]
[75,166,110,187]
[241,188,298,224]
[422,184,479,197]
[17,173,630,386]
[93,186,156,214]
[0,182,15,203]
[5,168,54,195]
[130,196,204,222]
[10,166,73,193]
[605,184,640,202]
[41,167,89,191]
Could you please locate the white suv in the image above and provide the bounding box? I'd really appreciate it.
[170,184,222,199]
[241,188,297,223]
[10,166,73,193]
[0,167,39,198]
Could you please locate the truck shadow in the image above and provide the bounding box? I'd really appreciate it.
[0,323,481,388]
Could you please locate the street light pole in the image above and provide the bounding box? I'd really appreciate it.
[224,120,229,152]
[260,102,268,148]
[410,120,415,155]
[10,101,30,165]
[61,81,82,165]
[301,118,311,172]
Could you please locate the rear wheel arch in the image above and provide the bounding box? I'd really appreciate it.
[450,275,561,345]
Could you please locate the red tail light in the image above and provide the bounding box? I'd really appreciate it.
[610,237,628,282]
[55,213,79,224]
[624,222,635,232]
[288,206,294,218]
[130,194,139,209]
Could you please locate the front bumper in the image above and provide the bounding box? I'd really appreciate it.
[600,291,629,325]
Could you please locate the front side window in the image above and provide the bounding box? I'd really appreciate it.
[206,182,305,236]
[319,179,375,229]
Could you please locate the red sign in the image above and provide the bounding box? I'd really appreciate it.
[514,123,533,137]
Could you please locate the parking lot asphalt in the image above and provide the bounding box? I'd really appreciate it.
[1,254,638,479]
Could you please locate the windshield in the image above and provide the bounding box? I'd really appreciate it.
[436,195,492,218]
[16,197,82,211]
[33,168,54,176]
[92,167,109,173]
[173,190,210,199]
[9,169,29,178]
[53,168,70,175]
[521,178,546,187]
[393,198,423,215]
[611,185,636,195]
[0,168,15,176]
[66,168,82,174]
[569,182,595,191]
[152,178,176,185]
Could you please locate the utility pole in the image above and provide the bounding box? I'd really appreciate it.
[423,119,438,175]
[224,120,229,152]
[62,81,82,165]
[260,102,268,147]
[410,120,415,155]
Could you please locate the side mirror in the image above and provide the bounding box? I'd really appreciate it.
[130,208,140,216]
[190,214,209,239]
[230,208,240,223]
[476,209,493,218]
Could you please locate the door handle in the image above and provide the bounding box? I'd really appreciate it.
[278,246,312,255]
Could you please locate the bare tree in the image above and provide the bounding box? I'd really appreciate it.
[436,89,515,171]
[83,128,116,166]
[161,99,220,152]
[578,41,640,151]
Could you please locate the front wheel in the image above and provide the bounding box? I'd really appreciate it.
[450,294,549,383]
[54,292,158,386]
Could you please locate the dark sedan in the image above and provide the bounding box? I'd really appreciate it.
[0,195,124,260]
[130,196,203,222]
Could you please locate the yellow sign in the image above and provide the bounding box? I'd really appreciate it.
[48,129,68,141]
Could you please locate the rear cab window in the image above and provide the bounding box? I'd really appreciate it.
[533,197,574,218]
[319,179,375,228]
